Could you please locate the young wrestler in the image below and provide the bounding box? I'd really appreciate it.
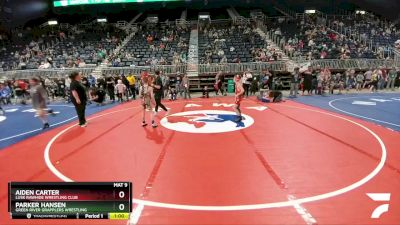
[140,75,157,128]
[29,77,55,129]
[233,74,245,122]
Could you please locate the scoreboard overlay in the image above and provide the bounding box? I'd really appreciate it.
[8,182,132,220]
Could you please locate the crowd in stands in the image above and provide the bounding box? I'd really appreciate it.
[1,27,56,71]
[0,70,196,108]
[0,22,194,71]
[199,22,283,64]
[271,14,379,60]
[287,66,400,97]
[50,25,125,69]
[0,65,399,114]
[331,13,400,54]
[109,24,190,67]
[0,24,125,71]
[1,12,400,73]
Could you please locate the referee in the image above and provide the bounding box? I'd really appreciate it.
[152,71,169,116]
[69,72,88,127]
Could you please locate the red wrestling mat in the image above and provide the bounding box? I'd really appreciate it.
[0,97,399,225]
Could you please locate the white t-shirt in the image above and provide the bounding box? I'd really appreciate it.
[243,72,252,85]
[65,79,71,88]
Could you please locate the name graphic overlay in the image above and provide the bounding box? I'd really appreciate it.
[8,182,131,220]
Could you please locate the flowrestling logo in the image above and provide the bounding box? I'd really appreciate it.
[160,110,254,133]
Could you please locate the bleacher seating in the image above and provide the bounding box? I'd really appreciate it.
[1,9,399,73]
[198,22,283,64]
[0,24,125,71]
[269,15,378,59]
[330,14,400,58]
[117,24,190,67]
[0,28,59,71]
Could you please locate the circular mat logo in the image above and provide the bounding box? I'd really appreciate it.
[160,110,254,134]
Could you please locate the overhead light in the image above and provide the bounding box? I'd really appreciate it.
[356,10,366,15]
[146,14,158,23]
[97,18,107,23]
[199,12,210,19]
[48,20,58,25]
[305,10,316,14]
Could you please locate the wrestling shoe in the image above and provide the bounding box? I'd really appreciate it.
[234,115,243,122]
[48,109,57,116]
[43,123,50,130]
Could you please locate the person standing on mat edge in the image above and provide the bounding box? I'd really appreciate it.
[152,70,169,116]
[106,76,116,103]
[127,74,136,100]
[161,71,170,99]
[386,67,397,91]
[242,69,252,97]
[302,66,313,95]
[214,71,224,96]
[233,74,245,122]
[69,72,88,127]
[115,79,127,103]
[182,73,191,99]
[289,67,300,97]
[29,77,56,129]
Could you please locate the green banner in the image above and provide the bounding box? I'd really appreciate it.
[54,0,180,7]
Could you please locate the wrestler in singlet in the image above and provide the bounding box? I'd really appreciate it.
[233,75,245,122]
[235,83,244,106]
[141,80,152,108]
[140,75,157,127]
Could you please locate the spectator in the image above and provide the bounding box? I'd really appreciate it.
[182,74,191,99]
[250,76,259,95]
[290,67,300,97]
[0,83,12,104]
[90,87,106,106]
[302,67,313,95]
[242,69,252,97]
[127,74,136,100]
[120,75,130,101]
[106,77,116,102]
[115,79,127,103]
[214,71,225,96]
[370,70,379,92]
[175,73,182,97]
[356,71,365,91]
[168,86,177,101]
[387,67,397,91]
[363,69,372,89]
[88,74,96,88]
[202,86,209,98]
[161,72,170,99]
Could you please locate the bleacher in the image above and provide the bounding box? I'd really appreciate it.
[0,24,125,71]
[0,6,398,92]
[0,28,59,71]
[52,25,125,68]
[198,21,284,64]
[119,24,190,67]
[268,15,378,60]
[332,14,399,57]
